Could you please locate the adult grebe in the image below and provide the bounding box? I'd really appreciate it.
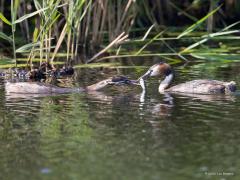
[140,62,237,94]
[5,76,137,94]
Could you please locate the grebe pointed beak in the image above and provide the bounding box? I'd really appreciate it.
[139,69,153,80]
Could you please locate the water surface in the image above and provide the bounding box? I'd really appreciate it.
[0,60,240,180]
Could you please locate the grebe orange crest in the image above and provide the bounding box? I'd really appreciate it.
[140,63,237,94]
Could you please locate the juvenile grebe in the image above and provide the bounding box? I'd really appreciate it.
[140,63,237,94]
[5,76,137,94]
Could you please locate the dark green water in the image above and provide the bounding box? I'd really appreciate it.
[0,60,240,180]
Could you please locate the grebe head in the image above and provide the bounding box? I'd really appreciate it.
[107,76,139,85]
[140,62,172,80]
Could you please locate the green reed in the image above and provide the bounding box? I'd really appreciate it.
[0,0,240,66]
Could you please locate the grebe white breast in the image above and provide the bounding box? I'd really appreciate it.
[140,63,237,94]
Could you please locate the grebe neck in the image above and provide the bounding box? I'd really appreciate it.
[159,73,174,93]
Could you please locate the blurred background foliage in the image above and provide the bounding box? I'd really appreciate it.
[0,0,240,65]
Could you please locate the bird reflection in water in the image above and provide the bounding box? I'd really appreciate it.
[138,77,174,118]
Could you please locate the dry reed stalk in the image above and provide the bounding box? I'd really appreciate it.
[97,0,108,44]
[66,30,71,61]
[142,1,156,25]
[18,3,30,42]
[87,32,127,63]
[115,0,134,36]
[107,1,113,40]
[74,24,81,59]
[50,23,67,63]
[156,0,164,25]
[49,29,52,61]
[165,1,173,22]
[207,0,215,32]
[84,4,91,45]
[92,1,101,44]
[44,34,48,61]
[71,33,74,59]
[116,34,129,44]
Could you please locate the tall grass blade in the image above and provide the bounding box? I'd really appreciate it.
[78,0,91,22]
[33,27,39,42]
[11,0,17,66]
[177,5,222,39]
[180,39,208,53]
[202,30,240,38]
[136,30,165,55]
[0,12,12,25]
[14,0,20,14]
[181,30,240,53]
[13,7,49,24]
[141,24,155,41]
[33,0,42,11]
[169,1,198,22]
[16,42,40,53]
[0,32,13,42]
[13,3,66,24]
[222,21,240,31]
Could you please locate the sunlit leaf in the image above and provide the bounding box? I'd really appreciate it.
[13,7,49,24]
[0,12,12,26]
[222,21,240,31]
[202,30,240,38]
[33,28,39,42]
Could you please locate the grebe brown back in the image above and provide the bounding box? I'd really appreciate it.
[140,63,237,94]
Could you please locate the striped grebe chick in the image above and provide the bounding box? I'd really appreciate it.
[5,76,138,94]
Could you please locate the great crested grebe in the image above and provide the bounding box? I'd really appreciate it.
[140,62,237,94]
[5,76,137,94]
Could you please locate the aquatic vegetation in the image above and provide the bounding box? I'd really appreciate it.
[0,0,239,67]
